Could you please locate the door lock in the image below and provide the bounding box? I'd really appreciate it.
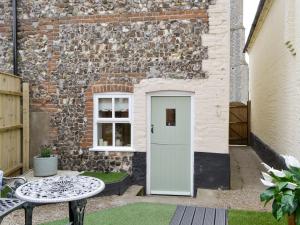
[151,124,154,133]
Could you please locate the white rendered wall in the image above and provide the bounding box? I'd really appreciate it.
[249,0,300,158]
[133,0,231,154]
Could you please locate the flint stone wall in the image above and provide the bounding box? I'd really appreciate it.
[58,20,208,79]
[18,0,215,18]
[0,0,217,173]
[0,0,13,73]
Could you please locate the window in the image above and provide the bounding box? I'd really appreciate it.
[93,93,133,151]
[166,108,176,126]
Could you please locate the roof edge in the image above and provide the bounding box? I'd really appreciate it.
[243,0,267,53]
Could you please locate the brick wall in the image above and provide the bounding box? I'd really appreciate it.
[0,0,230,172]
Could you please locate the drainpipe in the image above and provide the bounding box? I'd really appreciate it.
[12,0,18,75]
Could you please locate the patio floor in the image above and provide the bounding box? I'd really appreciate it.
[2,146,269,225]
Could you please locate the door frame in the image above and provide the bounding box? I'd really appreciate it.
[146,91,194,196]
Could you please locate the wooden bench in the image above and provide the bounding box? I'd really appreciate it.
[170,206,227,225]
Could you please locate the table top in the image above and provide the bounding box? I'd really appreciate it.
[15,176,105,204]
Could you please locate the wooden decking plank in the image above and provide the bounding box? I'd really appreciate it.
[191,207,206,225]
[180,206,196,225]
[170,205,186,225]
[215,208,227,225]
[203,208,216,225]
[170,206,228,225]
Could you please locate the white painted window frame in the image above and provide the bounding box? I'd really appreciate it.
[90,92,134,152]
[146,91,195,197]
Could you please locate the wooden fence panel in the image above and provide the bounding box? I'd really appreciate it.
[229,102,250,145]
[22,83,30,171]
[0,72,29,176]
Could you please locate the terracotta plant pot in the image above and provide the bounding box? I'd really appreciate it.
[288,214,296,225]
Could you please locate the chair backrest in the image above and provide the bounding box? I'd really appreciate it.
[1,176,26,198]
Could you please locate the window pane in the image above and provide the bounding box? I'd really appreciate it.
[115,123,131,147]
[115,98,129,118]
[166,108,176,126]
[97,123,113,146]
[98,98,112,118]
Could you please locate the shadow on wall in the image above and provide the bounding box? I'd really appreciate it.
[30,112,50,168]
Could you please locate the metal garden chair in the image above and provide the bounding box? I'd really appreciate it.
[0,176,28,224]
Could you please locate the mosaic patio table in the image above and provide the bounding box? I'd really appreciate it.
[15,176,105,225]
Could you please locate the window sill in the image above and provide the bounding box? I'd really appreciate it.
[89,147,135,152]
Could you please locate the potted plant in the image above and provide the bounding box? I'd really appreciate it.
[33,146,58,177]
[260,155,300,225]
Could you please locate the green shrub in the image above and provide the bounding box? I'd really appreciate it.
[40,146,52,158]
[260,155,300,225]
[0,186,11,198]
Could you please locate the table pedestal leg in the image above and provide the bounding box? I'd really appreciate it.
[69,199,87,225]
[69,202,74,224]
[24,203,34,225]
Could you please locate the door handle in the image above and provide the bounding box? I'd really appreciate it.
[151,124,154,133]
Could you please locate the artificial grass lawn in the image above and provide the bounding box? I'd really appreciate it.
[229,210,287,225]
[41,203,176,225]
[42,203,289,225]
[80,171,128,184]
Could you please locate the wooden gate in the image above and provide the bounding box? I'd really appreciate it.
[229,101,250,145]
[0,72,29,176]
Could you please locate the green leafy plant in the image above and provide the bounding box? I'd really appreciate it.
[40,146,52,158]
[260,155,300,224]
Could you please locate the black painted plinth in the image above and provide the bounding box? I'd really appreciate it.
[194,152,230,194]
[132,152,147,187]
[250,133,286,169]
